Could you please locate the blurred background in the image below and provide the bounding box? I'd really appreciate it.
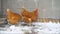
[0,0,60,19]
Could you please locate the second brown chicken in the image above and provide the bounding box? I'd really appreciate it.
[21,8,38,25]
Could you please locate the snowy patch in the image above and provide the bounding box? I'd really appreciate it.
[0,22,60,34]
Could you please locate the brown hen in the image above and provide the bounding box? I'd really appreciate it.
[21,8,38,24]
[7,9,21,25]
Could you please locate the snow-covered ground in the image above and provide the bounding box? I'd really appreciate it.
[0,21,60,34]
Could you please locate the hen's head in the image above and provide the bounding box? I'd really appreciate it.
[33,8,38,13]
[7,9,12,13]
[7,9,11,11]
[21,8,28,12]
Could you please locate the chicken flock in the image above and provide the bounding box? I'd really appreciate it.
[7,8,38,25]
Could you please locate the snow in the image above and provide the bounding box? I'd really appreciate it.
[0,22,60,34]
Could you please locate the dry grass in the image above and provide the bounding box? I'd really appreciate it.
[37,18,60,23]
